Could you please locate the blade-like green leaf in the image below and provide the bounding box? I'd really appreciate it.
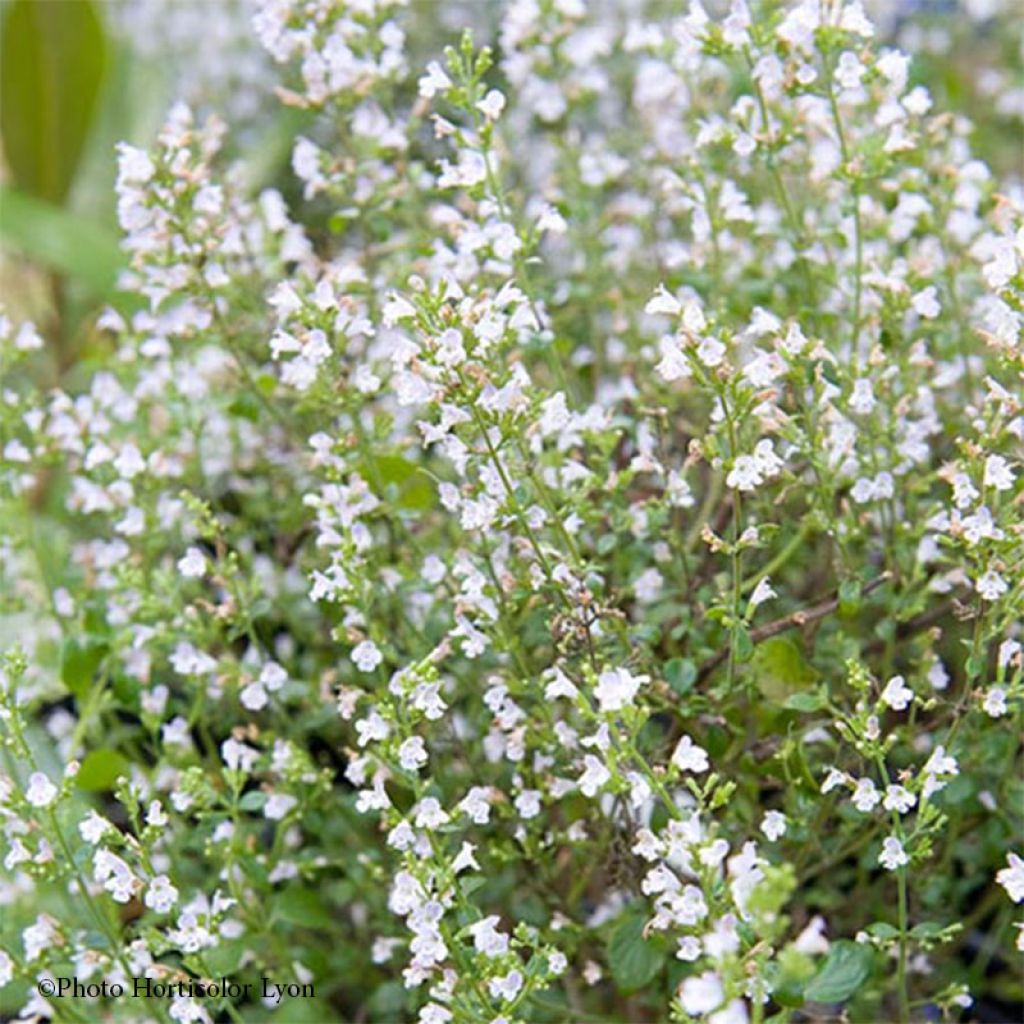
[0,185,124,294]
[1,0,108,203]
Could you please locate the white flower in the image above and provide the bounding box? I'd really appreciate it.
[883,786,916,814]
[240,681,269,711]
[468,916,509,957]
[145,875,179,914]
[997,853,1024,903]
[0,950,12,986]
[116,143,155,184]
[645,285,682,317]
[414,797,449,830]
[79,811,111,843]
[476,89,506,120]
[881,675,913,711]
[976,569,1008,601]
[983,688,1007,718]
[264,793,298,820]
[983,455,1015,491]
[748,577,776,611]
[352,640,383,672]
[488,969,523,1002]
[177,546,207,579]
[680,971,724,1015]
[26,772,57,808]
[761,810,787,841]
[879,836,909,871]
[672,735,709,773]
[579,754,611,797]
[852,777,881,812]
[398,736,429,772]
[911,286,941,319]
[594,667,647,713]
[418,61,451,98]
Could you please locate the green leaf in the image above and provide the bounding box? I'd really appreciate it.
[198,939,244,976]
[783,690,826,712]
[362,454,434,511]
[274,886,334,929]
[607,912,665,993]
[0,185,124,294]
[61,636,109,699]
[665,658,697,696]
[751,635,817,701]
[804,940,873,1004]
[0,0,109,203]
[237,791,267,812]
[75,748,129,791]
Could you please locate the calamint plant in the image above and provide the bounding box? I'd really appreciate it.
[0,0,1022,1022]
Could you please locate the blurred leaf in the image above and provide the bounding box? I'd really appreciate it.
[61,636,109,699]
[75,748,129,791]
[665,658,697,695]
[0,185,123,294]
[751,636,817,701]
[607,912,665,993]
[274,886,334,929]
[804,940,873,1004]
[0,0,108,203]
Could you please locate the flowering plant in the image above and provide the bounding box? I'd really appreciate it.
[1,1,1022,1022]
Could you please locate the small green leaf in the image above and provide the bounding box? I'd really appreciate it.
[75,749,129,791]
[665,658,697,696]
[751,636,817,701]
[61,636,109,699]
[607,912,665,993]
[784,691,826,712]
[804,940,873,1004]
[0,0,108,203]
[237,791,267,812]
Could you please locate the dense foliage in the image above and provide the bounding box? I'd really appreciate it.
[1,1,1022,1022]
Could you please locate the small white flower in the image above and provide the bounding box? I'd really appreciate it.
[879,836,909,871]
[144,875,179,914]
[488,969,523,1003]
[240,681,269,711]
[883,785,916,814]
[398,736,428,772]
[645,284,682,317]
[418,61,451,98]
[26,772,57,808]
[476,89,506,120]
[352,640,383,672]
[976,569,1008,602]
[468,916,509,958]
[177,546,207,579]
[579,754,611,797]
[760,810,787,841]
[997,853,1024,903]
[680,971,724,1015]
[911,286,940,319]
[748,577,777,611]
[672,735,709,774]
[79,810,111,844]
[984,455,1015,492]
[881,675,913,711]
[852,777,881,812]
[594,667,647,713]
[983,687,1008,718]
[264,793,298,820]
